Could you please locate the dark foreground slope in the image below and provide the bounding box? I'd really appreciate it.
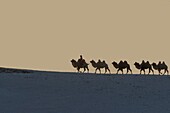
[0,70,170,113]
[0,67,34,73]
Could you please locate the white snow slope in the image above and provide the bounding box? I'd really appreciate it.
[1,71,170,113]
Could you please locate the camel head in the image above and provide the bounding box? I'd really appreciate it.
[134,62,139,65]
[112,61,119,69]
[112,61,117,64]
[90,60,98,68]
[71,59,76,63]
[71,59,77,68]
[90,60,95,63]
[152,62,157,66]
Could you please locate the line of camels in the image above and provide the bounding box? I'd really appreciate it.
[71,56,169,75]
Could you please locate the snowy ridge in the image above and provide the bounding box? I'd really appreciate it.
[0,71,170,113]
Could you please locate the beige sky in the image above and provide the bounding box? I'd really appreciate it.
[0,0,170,73]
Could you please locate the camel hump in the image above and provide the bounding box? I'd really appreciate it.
[119,60,123,63]
[78,59,81,62]
[82,59,85,62]
[142,60,145,63]
[124,60,128,64]
[162,61,167,67]
[119,60,124,65]
[112,61,116,64]
[141,60,146,65]
[97,59,102,64]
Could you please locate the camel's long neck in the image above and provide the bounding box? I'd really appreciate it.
[153,64,158,70]
[135,63,141,69]
[113,63,119,68]
[92,62,97,68]
[72,62,78,68]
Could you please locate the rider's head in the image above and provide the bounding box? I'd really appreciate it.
[80,55,83,59]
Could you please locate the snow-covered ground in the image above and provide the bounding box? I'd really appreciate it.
[1,71,170,113]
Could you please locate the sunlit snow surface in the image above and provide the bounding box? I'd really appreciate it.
[0,71,170,113]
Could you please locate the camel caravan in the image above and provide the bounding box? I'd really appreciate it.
[71,55,169,75]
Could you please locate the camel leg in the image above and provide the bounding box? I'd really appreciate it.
[166,69,169,75]
[104,68,107,74]
[140,69,142,74]
[121,69,123,74]
[140,69,144,74]
[108,68,111,74]
[130,69,132,74]
[83,67,86,73]
[148,68,154,75]
[126,68,129,74]
[95,68,98,74]
[152,69,154,75]
[160,69,163,75]
[99,68,101,74]
[158,69,161,75]
[158,70,161,75]
[163,69,169,75]
[105,67,111,74]
[77,67,80,73]
[84,66,89,73]
[164,69,169,75]
[141,69,145,75]
[148,69,151,75]
[117,69,120,74]
[86,67,89,73]
[163,69,166,75]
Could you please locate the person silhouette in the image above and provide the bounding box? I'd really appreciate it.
[78,55,84,66]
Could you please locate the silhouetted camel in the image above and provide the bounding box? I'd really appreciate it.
[71,59,89,73]
[112,60,132,74]
[134,60,154,75]
[90,60,111,74]
[152,61,169,75]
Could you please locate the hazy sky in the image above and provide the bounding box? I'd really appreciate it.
[0,0,170,73]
